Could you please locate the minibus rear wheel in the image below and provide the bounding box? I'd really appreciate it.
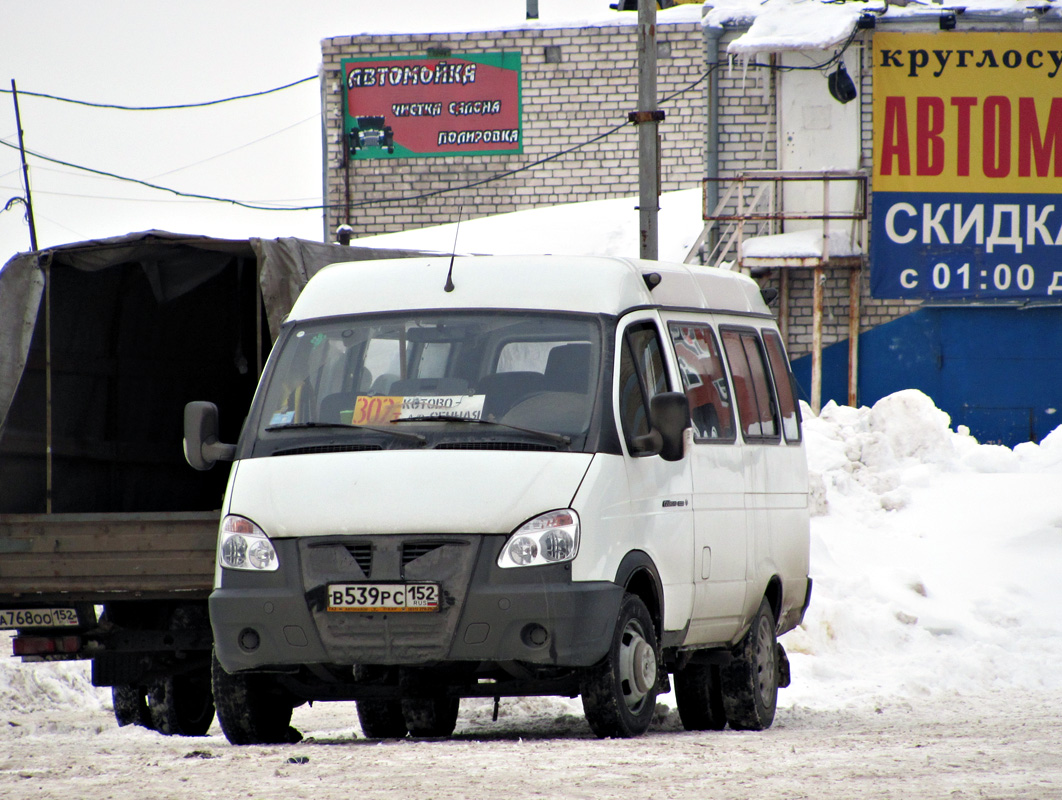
[580,592,659,738]
[674,661,727,731]
[720,598,778,731]
[356,699,408,738]
[402,697,460,737]
[354,666,408,738]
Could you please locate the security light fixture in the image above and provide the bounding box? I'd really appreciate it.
[827,63,857,104]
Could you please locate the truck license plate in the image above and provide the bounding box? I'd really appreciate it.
[0,608,80,630]
[327,583,439,613]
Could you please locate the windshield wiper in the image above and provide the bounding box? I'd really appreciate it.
[265,421,426,444]
[392,415,571,446]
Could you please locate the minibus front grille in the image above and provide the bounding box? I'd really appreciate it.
[273,444,384,456]
[401,541,444,565]
[434,442,557,452]
[302,534,482,663]
[344,544,373,575]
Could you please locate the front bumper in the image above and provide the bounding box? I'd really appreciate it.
[210,534,623,674]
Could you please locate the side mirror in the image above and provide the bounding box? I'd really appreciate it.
[631,391,690,462]
[183,401,236,471]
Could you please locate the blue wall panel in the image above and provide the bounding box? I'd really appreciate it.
[791,307,1062,446]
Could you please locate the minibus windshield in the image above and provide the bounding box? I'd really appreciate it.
[255,311,603,449]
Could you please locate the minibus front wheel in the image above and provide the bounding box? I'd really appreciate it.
[211,651,302,745]
[580,592,660,738]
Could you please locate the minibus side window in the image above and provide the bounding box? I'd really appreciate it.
[721,329,779,441]
[762,330,802,443]
[618,322,669,450]
[667,322,735,442]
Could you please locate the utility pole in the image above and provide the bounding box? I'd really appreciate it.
[10,81,39,251]
[631,1,663,261]
[11,80,49,512]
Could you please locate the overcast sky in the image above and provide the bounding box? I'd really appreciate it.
[0,0,643,260]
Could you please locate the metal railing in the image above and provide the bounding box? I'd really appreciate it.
[685,170,868,269]
[684,170,870,413]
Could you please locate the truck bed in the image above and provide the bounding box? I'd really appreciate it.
[0,512,218,603]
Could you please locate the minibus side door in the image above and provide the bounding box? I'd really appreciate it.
[663,317,748,645]
[613,313,695,632]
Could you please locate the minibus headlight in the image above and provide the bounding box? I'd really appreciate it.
[498,510,580,569]
[219,515,279,572]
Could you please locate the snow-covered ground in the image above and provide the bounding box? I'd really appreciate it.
[3,389,1061,798]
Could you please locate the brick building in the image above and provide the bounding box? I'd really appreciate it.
[320,14,706,239]
[320,4,1062,444]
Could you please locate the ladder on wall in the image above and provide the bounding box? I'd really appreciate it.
[684,170,868,413]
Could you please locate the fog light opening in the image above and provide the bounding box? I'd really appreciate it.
[521,623,549,648]
[238,627,261,652]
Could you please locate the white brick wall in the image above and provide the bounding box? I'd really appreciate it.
[322,22,705,240]
[709,32,920,361]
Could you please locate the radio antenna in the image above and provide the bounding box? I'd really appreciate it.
[444,206,462,293]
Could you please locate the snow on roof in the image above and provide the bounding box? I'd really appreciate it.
[707,0,869,53]
[351,188,705,264]
[705,0,1061,55]
[741,228,862,260]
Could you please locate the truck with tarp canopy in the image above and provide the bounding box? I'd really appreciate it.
[0,230,434,735]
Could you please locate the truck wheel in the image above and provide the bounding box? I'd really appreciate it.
[147,667,215,736]
[720,598,778,731]
[112,685,153,729]
[210,651,302,745]
[401,697,460,738]
[580,592,659,738]
[674,662,726,731]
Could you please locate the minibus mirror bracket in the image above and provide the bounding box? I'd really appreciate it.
[631,429,663,457]
[184,401,236,471]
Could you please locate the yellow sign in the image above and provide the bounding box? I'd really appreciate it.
[343,396,403,425]
[873,32,1062,194]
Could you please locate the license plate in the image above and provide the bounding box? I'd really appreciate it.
[0,608,80,630]
[327,583,439,613]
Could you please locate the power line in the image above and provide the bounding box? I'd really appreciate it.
[0,76,318,111]
[0,138,300,210]
[149,113,320,179]
[0,63,717,213]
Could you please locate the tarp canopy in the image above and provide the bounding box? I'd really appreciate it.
[0,229,437,433]
[0,230,437,513]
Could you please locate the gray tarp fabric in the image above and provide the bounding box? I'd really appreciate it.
[251,237,440,340]
[0,252,45,436]
[0,229,437,431]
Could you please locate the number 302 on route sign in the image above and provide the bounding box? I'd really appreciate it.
[327,583,440,612]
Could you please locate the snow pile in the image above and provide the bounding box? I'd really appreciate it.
[2,389,1061,720]
[0,634,108,713]
[784,389,1062,709]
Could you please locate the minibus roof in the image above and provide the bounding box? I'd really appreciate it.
[287,255,771,322]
